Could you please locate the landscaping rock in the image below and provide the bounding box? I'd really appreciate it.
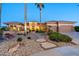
[8,44,20,53]
[72,40,79,45]
[40,42,56,49]
[36,38,46,43]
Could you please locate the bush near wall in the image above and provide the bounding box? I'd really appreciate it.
[47,29,53,35]
[0,27,9,31]
[0,30,3,35]
[74,26,79,32]
[49,32,72,42]
[36,30,45,33]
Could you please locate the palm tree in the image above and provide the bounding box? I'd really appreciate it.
[56,21,59,32]
[0,3,2,28]
[35,3,44,31]
[24,3,27,35]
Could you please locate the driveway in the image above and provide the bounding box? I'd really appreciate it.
[31,32,79,56]
[31,45,79,56]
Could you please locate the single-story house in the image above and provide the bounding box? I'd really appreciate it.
[47,21,76,32]
[4,21,76,32]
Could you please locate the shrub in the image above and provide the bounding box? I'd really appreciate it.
[17,33,24,35]
[5,33,15,39]
[37,30,45,33]
[0,30,3,36]
[36,29,39,33]
[59,34,72,42]
[74,26,79,32]
[17,37,23,42]
[49,32,60,42]
[49,32,72,42]
[0,27,9,31]
[27,37,31,39]
[47,29,53,35]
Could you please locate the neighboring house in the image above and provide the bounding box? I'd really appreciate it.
[4,21,76,32]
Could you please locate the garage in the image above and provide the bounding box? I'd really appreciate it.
[46,21,76,32]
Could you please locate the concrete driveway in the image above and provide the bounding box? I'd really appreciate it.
[31,45,79,56]
[31,32,79,56]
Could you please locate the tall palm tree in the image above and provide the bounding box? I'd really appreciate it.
[56,21,59,32]
[24,3,27,35]
[0,3,2,28]
[35,3,44,31]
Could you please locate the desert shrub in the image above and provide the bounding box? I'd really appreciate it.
[37,30,45,33]
[27,37,31,39]
[0,30,3,36]
[74,26,79,32]
[5,33,15,39]
[36,29,39,33]
[17,33,24,35]
[47,29,53,35]
[59,34,72,42]
[17,37,23,42]
[49,32,72,42]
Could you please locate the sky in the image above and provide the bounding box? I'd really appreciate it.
[1,3,79,26]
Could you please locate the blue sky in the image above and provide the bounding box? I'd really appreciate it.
[1,3,79,26]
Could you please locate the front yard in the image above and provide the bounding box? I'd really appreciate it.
[0,31,78,56]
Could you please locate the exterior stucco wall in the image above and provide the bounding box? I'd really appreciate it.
[47,22,75,32]
[59,25,74,32]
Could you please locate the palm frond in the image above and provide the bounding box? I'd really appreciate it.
[35,3,38,5]
[42,4,44,8]
[35,3,44,9]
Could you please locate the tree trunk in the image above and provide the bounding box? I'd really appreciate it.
[56,21,59,32]
[0,3,2,28]
[24,3,27,35]
[40,9,42,31]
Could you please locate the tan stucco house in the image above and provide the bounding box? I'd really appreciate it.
[47,21,76,32]
[4,21,76,32]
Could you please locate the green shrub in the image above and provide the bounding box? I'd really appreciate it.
[47,29,53,35]
[74,26,79,32]
[49,32,61,42]
[59,34,72,42]
[0,30,3,35]
[49,32,72,42]
[0,27,9,31]
[37,30,45,33]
